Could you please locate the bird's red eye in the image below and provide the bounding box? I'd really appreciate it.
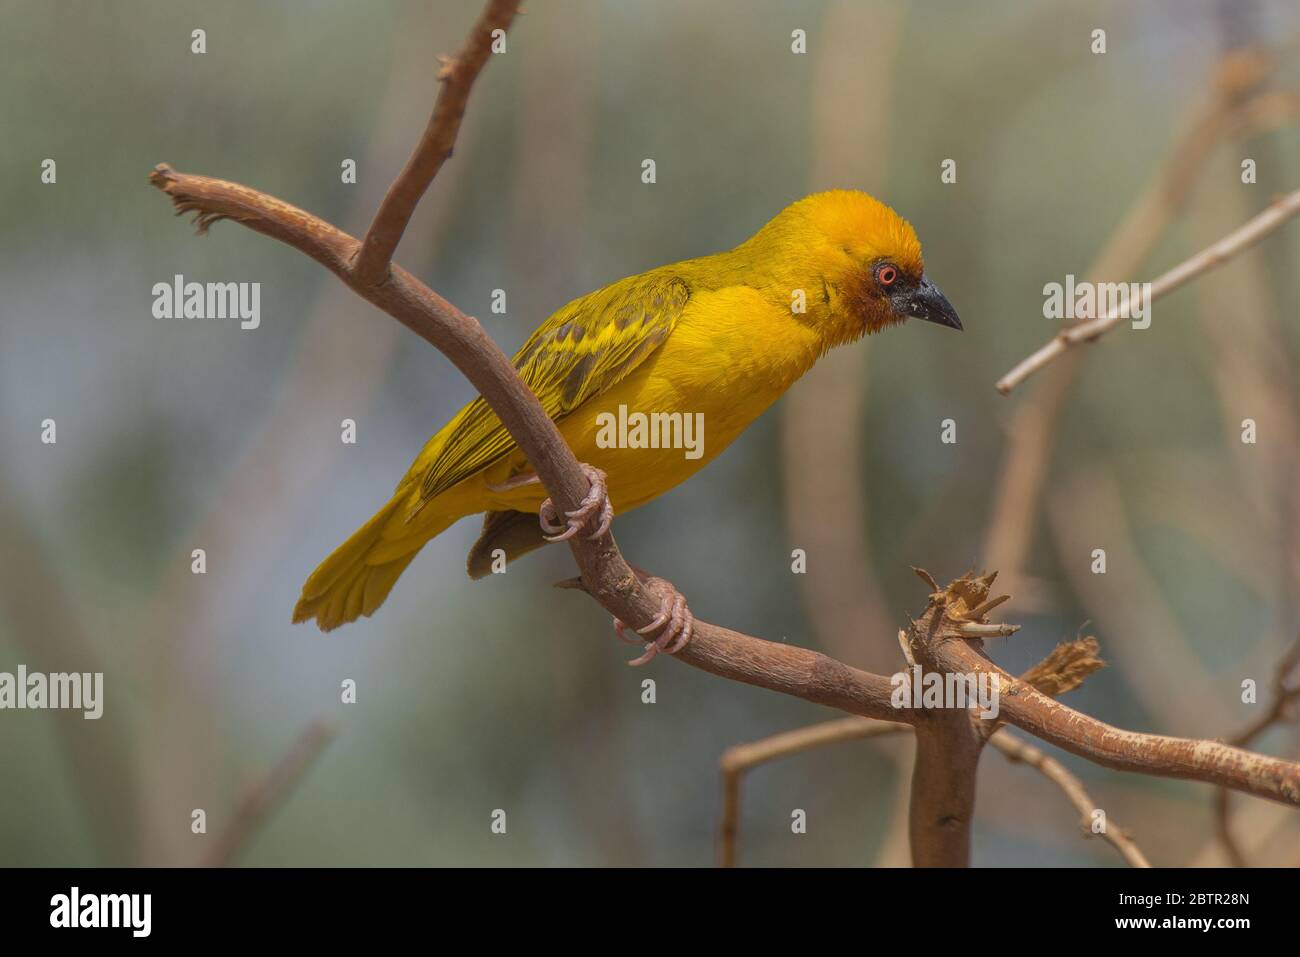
[878,265,898,287]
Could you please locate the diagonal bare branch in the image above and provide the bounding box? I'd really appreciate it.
[990,729,1151,867]
[982,68,1298,598]
[202,719,336,867]
[1214,629,1300,866]
[718,717,907,867]
[996,187,1300,394]
[353,0,522,285]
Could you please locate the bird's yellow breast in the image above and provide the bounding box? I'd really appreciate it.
[479,284,826,513]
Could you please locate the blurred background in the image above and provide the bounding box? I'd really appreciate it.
[2,0,1298,867]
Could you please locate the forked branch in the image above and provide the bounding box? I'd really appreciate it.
[354,0,523,285]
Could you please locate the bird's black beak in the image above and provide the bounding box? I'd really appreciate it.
[895,274,962,331]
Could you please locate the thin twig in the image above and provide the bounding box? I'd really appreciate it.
[0,488,141,864]
[1214,629,1300,865]
[353,0,521,285]
[990,729,1151,867]
[982,70,1295,592]
[202,719,336,867]
[996,187,1300,394]
[718,718,907,867]
[1047,469,1232,733]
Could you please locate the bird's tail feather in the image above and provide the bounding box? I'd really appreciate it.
[293,494,453,631]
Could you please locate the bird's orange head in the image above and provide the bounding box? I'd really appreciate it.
[753,190,962,345]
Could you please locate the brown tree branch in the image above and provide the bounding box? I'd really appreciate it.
[718,717,907,867]
[911,578,1300,806]
[908,711,983,866]
[353,0,522,286]
[1000,679,1300,804]
[1223,630,1300,752]
[899,577,999,867]
[1214,629,1300,866]
[989,729,1151,868]
[718,638,1147,869]
[202,719,336,867]
[996,187,1300,394]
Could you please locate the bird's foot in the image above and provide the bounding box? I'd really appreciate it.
[539,463,613,542]
[614,577,694,666]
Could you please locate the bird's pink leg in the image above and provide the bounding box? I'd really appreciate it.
[538,463,613,542]
[533,477,690,664]
[616,576,694,666]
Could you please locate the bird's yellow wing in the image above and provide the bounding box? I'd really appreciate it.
[407,273,692,506]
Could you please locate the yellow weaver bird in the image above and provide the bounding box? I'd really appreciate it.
[294,190,961,651]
